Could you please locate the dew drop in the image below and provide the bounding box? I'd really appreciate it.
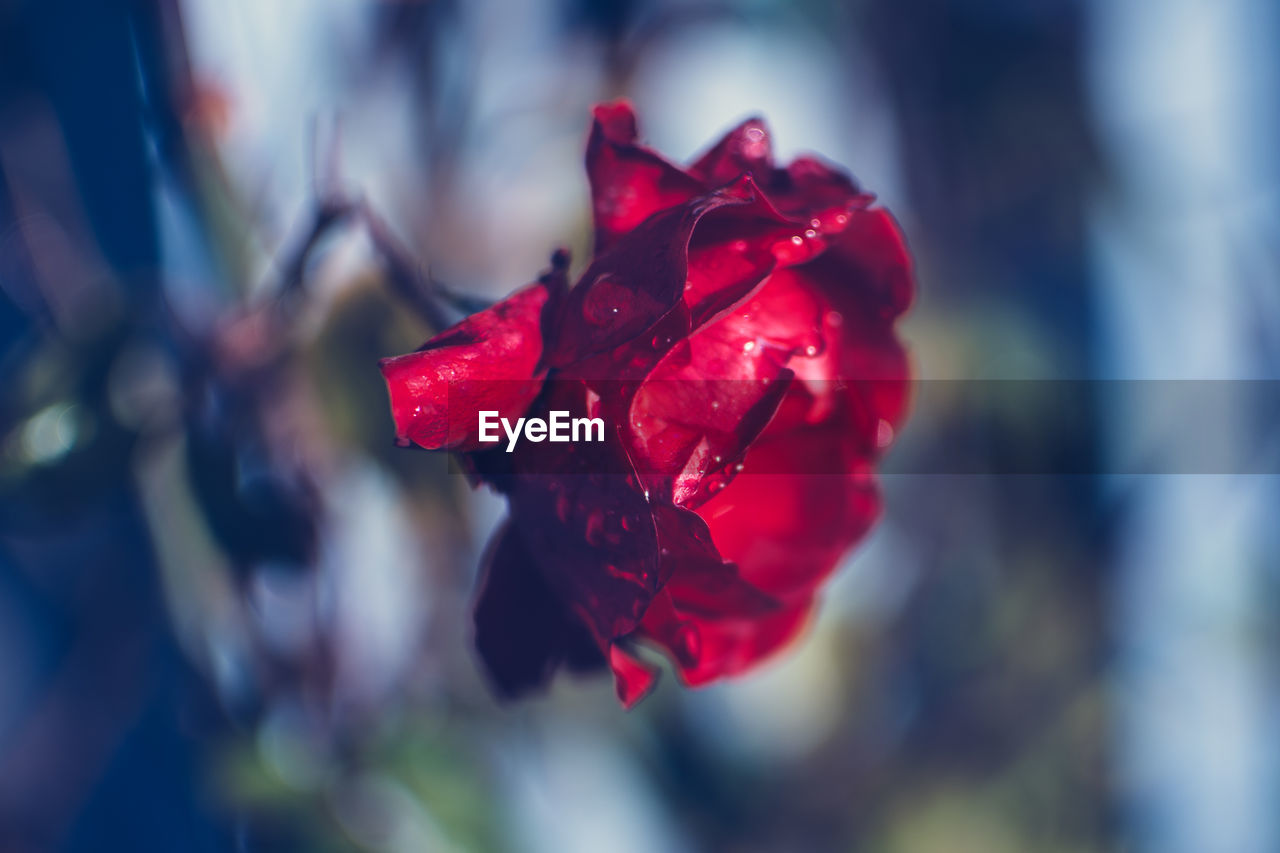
[743,340,756,353]
[710,400,720,410]
[825,311,844,328]
[876,419,895,448]
[790,235,803,246]
[804,229,817,239]
[810,218,821,228]
[583,275,627,325]
[713,455,723,464]
[804,345,818,357]
[734,463,745,472]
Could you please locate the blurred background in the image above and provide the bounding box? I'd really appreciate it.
[2,0,1278,850]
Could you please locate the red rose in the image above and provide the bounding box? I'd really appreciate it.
[380,102,913,707]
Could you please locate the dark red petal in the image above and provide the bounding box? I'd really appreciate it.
[586,101,706,251]
[608,644,659,708]
[379,283,548,452]
[650,504,778,617]
[546,190,748,369]
[502,380,662,645]
[690,117,774,186]
[766,156,874,221]
[473,523,605,700]
[558,177,792,388]
[627,505,791,688]
[814,208,914,322]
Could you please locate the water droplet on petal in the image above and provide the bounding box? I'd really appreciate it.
[876,419,895,448]
[804,345,818,357]
[743,340,756,353]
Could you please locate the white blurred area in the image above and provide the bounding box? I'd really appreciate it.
[1088,0,1280,851]
[176,0,907,298]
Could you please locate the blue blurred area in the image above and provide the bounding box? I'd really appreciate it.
[1,0,1277,851]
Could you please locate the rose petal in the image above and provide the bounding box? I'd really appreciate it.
[767,156,874,221]
[696,417,881,603]
[608,644,660,708]
[690,116,775,185]
[587,101,706,251]
[379,283,548,452]
[546,190,749,369]
[473,523,605,700]
[629,262,842,506]
[650,504,778,617]
[810,207,914,324]
[501,380,662,644]
[639,590,812,687]
[787,208,915,435]
[627,332,795,506]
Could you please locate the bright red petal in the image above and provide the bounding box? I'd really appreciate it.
[689,116,775,186]
[379,283,548,452]
[587,101,706,251]
[696,418,882,603]
[608,644,659,708]
[639,589,812,687]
